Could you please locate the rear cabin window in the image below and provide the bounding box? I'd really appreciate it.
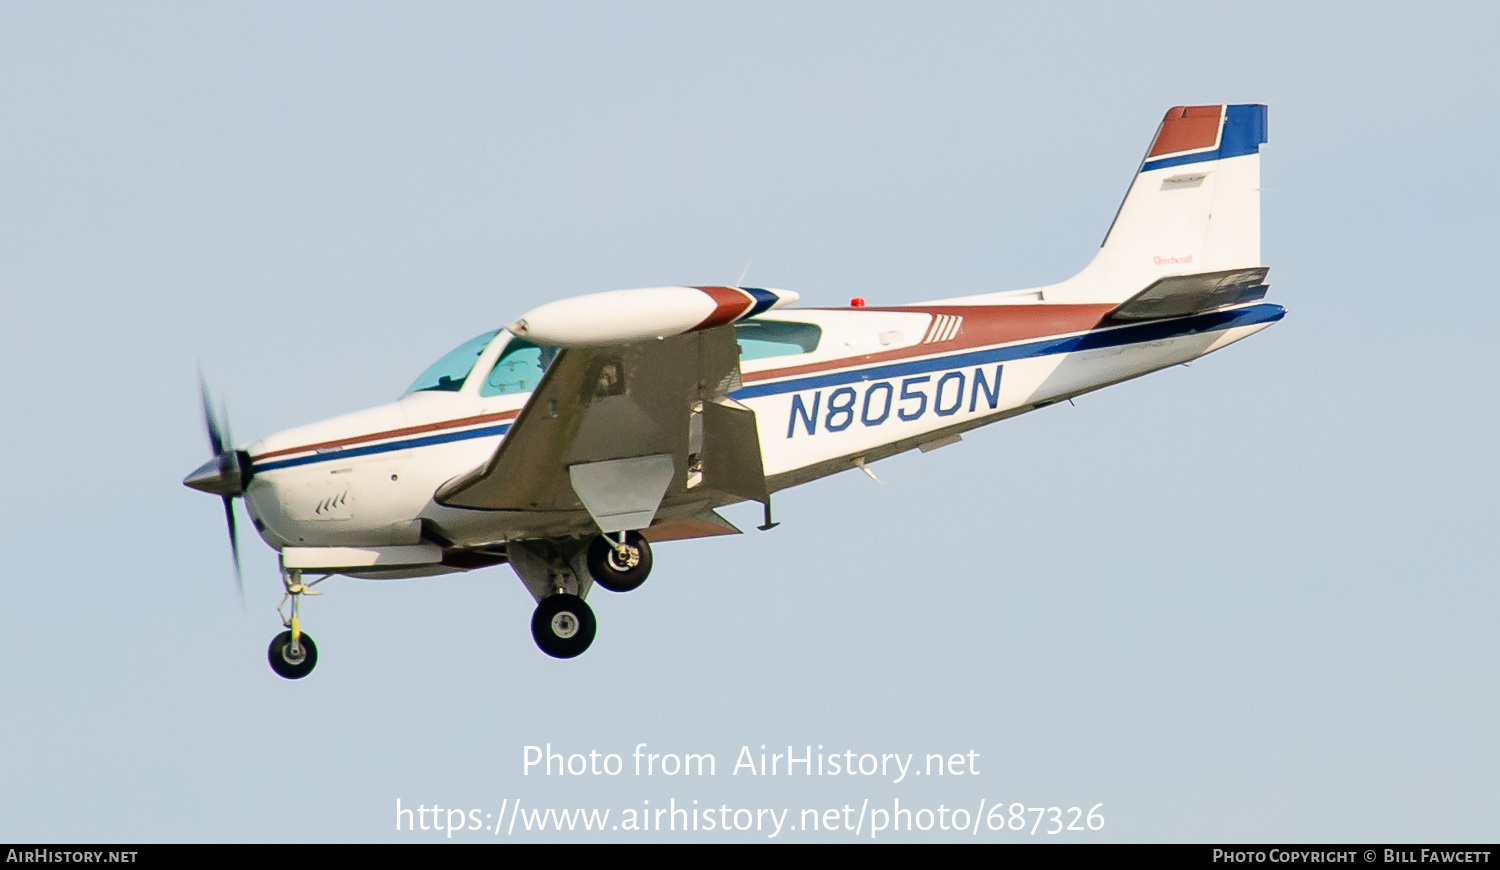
[734,320,822,361]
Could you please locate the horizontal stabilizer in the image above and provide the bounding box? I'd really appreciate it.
[1108,267,1269,321]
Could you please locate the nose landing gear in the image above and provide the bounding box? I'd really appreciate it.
[268,629,318,679]
[268,567,325,680]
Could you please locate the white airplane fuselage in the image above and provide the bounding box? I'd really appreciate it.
[239,297,1283,570]
[187,103,1282,674]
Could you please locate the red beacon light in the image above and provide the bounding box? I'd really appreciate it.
[850,297,866,308]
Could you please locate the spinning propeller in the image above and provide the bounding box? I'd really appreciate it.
[183,375,252,601]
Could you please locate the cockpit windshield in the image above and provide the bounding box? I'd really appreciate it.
[405,329,500,393]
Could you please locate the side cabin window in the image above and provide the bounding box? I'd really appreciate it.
[734,320,822,361]
[479,337,551,397]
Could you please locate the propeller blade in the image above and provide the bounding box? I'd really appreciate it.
[196,370,247,605]
[222,495,244,604]
[199,371,225,456]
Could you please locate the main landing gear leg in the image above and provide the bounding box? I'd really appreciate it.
[509,539,598,659]
[585,531,652,593]
[531,590,596,660]
[269,567,324,680]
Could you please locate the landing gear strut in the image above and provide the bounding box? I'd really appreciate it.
[269,567,324,680]
[585,531,652,593]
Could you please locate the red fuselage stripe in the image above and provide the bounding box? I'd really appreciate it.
[742,304,1115,383]
[253,303,1118,462]
[252,408,520,461]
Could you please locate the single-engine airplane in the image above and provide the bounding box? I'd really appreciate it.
[186,104,1281,678]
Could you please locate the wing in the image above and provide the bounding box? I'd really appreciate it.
[434,325,768,536]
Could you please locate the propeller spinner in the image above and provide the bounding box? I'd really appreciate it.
[184,376,252,600]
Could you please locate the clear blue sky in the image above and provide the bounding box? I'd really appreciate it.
[2,1,1496,842]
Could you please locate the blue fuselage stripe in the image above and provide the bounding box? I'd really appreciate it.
[730,304,1283,399]
[250,304,1282,474]
[253,423,513,472]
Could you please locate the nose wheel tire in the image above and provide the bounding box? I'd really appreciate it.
[268,630,318,679]
[586,531,652,593]
[531,594,597,659]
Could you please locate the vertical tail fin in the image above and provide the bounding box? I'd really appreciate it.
[1045,104,1268,304]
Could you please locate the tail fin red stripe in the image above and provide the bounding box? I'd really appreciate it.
[1146,105,1223,158]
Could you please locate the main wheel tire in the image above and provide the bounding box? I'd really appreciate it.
[531,594,597,659]
[586,531,652,593]
[268,630,318,680]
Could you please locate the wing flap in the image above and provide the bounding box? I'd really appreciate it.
[700,398,768,504]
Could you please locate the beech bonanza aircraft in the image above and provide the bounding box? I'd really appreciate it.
[186,104,1281,678]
